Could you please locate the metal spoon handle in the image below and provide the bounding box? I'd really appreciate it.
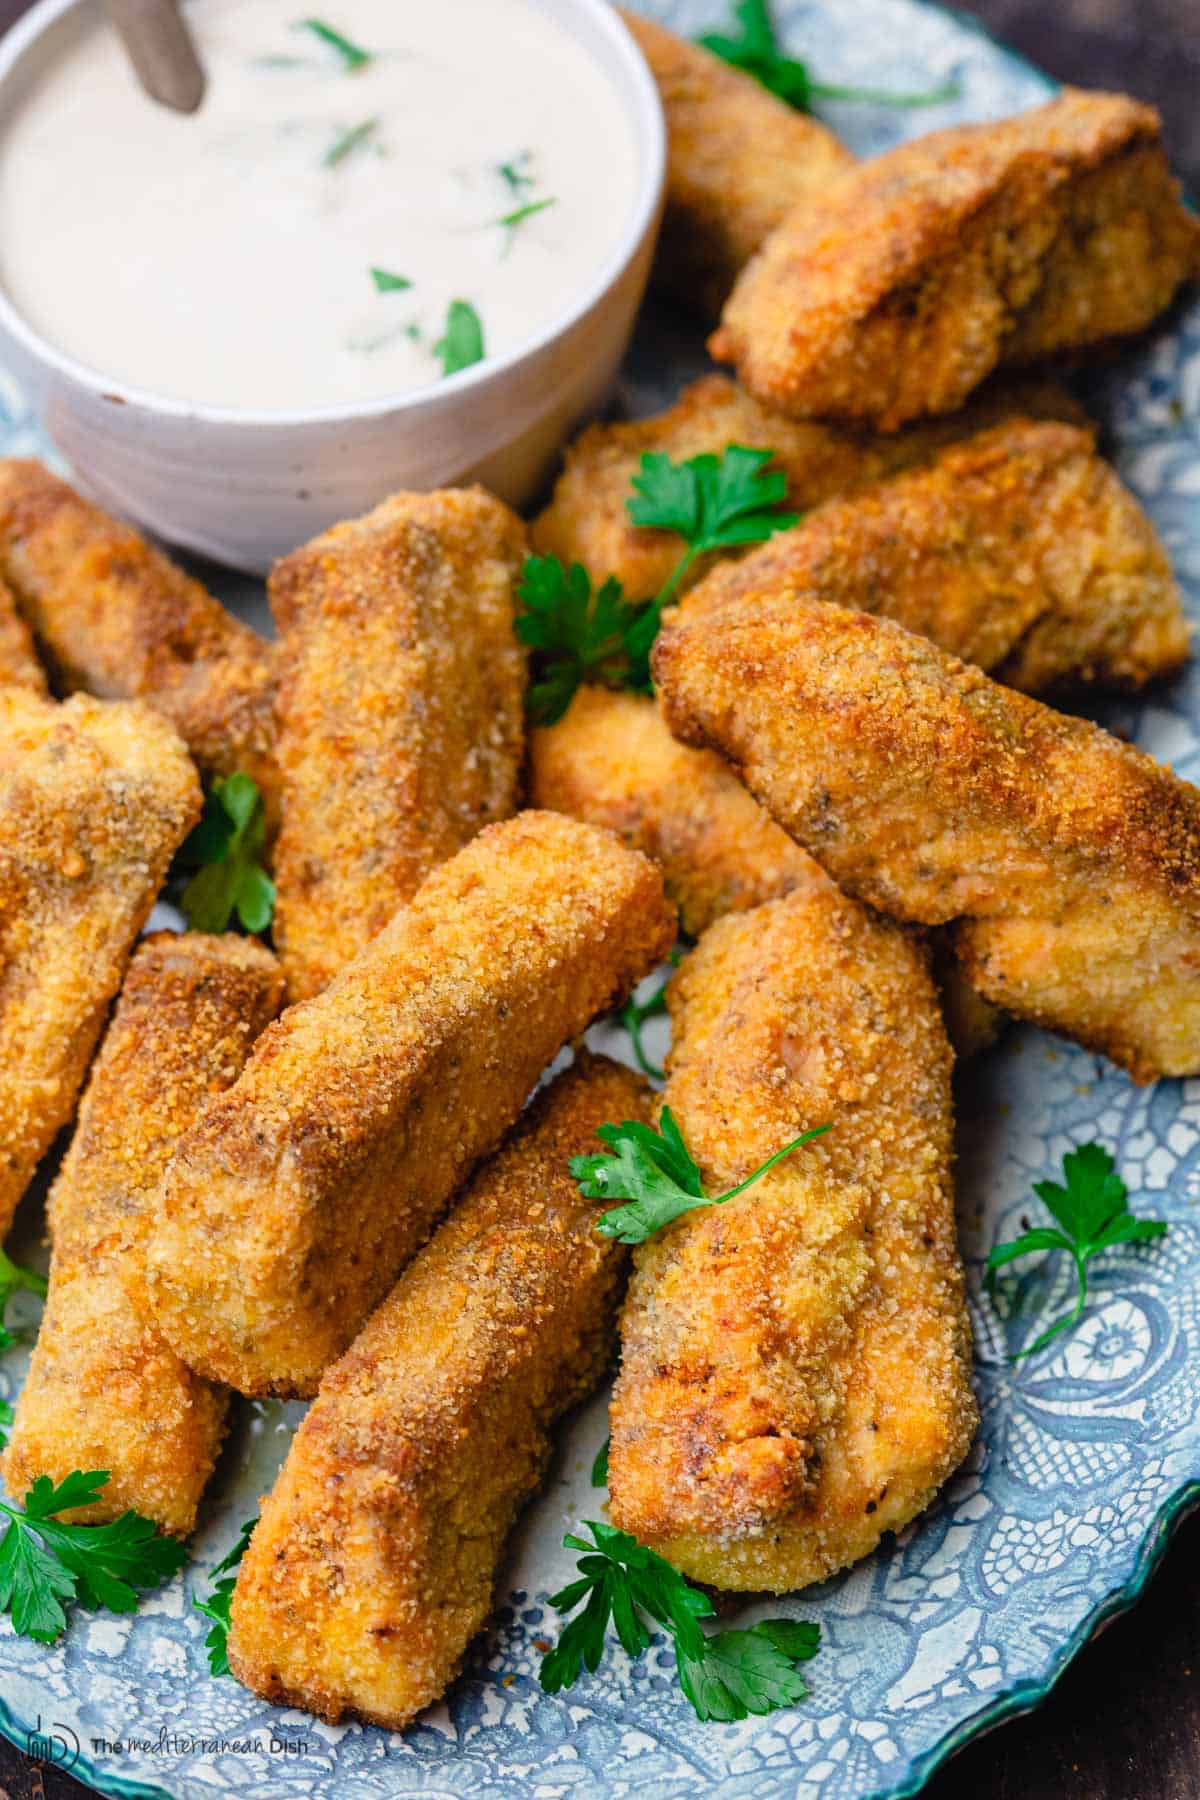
[106,0,205,114]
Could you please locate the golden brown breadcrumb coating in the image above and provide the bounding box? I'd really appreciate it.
[0,460,278,810]
[0,691,200,1237]
[529,685,823,938]
[684,417,1188,693]
[712,90,1200,430]
[529,684,999,1059]
[3,934,282,1533]
[227,1053,649,1728]
[146,811,674,1398]
[655,596,1200,1081]
[0,574,44,692]
[619,11,854,316]
[531,373,1088,602]
[271,488,527,1001]
[609,888,976,1591]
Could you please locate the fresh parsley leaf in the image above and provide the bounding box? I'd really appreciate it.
[498,155,534,196]
[573,1106,830,1245]
[369,266,412,292]
[0,1248,46,1354]
[323,116,380,168]
[539,1520,819,1722]
[298,17,372,71]
[590,1437,610,1489]
[517,555,645,725]
[194,1518,257,1677]
[0,1473,187,1645]
[699,0,959,111]
[986,1142,1168,1360]
[175,772,275,936]
[497,197,557,231]
[623,445,798,685]
[0,1399,13,1451]
[434,299,485,377]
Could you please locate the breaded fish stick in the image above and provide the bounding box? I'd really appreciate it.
[531,374,1087,602]
[0,461,278,807]
[529,685,823,938]
[610,887,976,1591]
[227,1053,650,1728]
[0,574,44,691]
[684,417,1188,693]
[271,488,527,1001]
[530,684,1000,1059]
[0,691,199,1236]
[619,11,853,316]
[656,597,1200,1081]
[3,934,282,1533]
[146,811,674,1397]
[712,90,1200,430]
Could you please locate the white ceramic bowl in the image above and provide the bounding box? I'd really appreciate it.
[0,0,665,573]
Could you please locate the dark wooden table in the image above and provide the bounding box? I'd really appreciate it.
[0,1,1198,1796]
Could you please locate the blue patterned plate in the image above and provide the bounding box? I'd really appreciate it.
[3,1,1200,1795]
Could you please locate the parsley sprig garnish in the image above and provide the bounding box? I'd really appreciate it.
[323,116,380,168]
[174,772,275,936]
[298,17,372,71]
[986,1143,1167,1360]
[435,299,485,376]
[369,266,411,293]
[699,0,960,110]
[573,1107,829,1245]
[517,557,643,726]
[194,1517,257,1677]
[622,446,798,685]
[540,1520,819,1722]
[0,1472,187,1644]
[520,444,795,722]
[0,1249,46,1353]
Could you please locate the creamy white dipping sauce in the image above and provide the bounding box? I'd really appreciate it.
[0,0,641,410]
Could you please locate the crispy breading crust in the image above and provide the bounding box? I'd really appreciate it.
[619,11,854,317]
[655,596,1200,1080]
[529,685,1000,1059]
[0,691,200,1237]
[609,888,976,1591]
[0,574,44,692]
[2,934,282,1533]
[145,811,675,1398]
[271,488,527,1001]
[531,373,1088,602]
[227,1053,649,1728]
[0,461,279,811]
[683,417,1189,692]
[529,686,824,938]
[712,90,1200,429]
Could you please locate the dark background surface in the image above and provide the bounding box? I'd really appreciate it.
[0,0,1198,1796]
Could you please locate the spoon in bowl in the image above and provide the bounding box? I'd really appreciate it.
[106,0,205,113]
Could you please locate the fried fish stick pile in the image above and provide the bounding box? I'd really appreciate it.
[0,460,278,806]
[3,934,282,1533]
[0,574,44,692]
[0,690,199,1236]
[531,373,1086,601]
[609,887,976,1591]
[619,12,853,317]
[656,598,1200,1081]
[146,811,674,1397]
[271,488,527,1001]
[712,90,1200,430]
[530,685,825,938]
[684,417,1188,693]
[228,1054,649,1728]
